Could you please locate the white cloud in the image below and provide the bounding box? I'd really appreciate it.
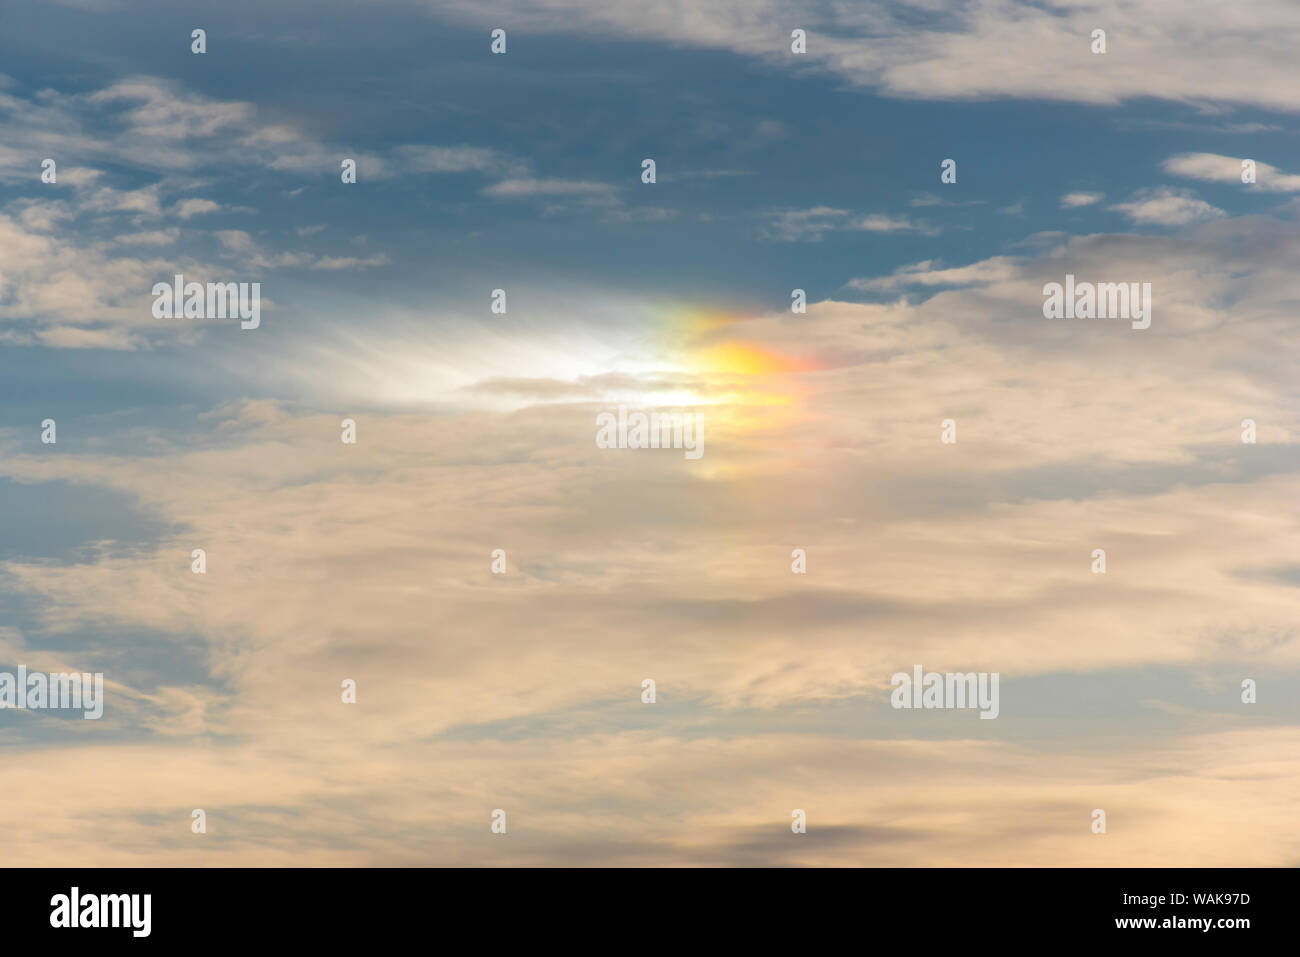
[1060,191,1105,208]
[848,213,939,235]
[424,0,1300,112]
[847,256,1022,293]
[1164,152,1300,192]
[81,184,163,217]
[173,198,222,219]
[1110,187,1226,226]
[481,177,616,200]
[910,192,985,208]
[763,206,936,242]
[394,144,513,174]
[311,253,389,270]
[89,78,255,139]
[214,229,255,252]
[0,76,529,190]
[112,228,180,246]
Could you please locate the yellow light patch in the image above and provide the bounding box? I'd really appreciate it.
[692,341,814,377]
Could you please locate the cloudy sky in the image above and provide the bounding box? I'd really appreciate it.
[1,0,1299,866]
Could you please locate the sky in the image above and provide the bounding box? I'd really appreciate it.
[1,0,1299,866]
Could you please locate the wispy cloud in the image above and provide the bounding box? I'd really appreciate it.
[1109,187,1226,226]
[762,206,937,241]
[1164,152,1300,192]
[481,177,616,200]
[425,0,1300,112]
[1060,191,1104,208]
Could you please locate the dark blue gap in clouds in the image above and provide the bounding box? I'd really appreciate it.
[0,612,228,744]
[866,442,1300,514]
[1237,564,1300,587]
[124,806,319,854]
[14,625,218,696]
[0,584,223,695]
[0,478,179,561]
[433,665,1300,748]
[0,479,225,742]
[0,346,255,437]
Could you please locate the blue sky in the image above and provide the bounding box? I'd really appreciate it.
[2,0,1299,865]
[4,0,1298,335]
